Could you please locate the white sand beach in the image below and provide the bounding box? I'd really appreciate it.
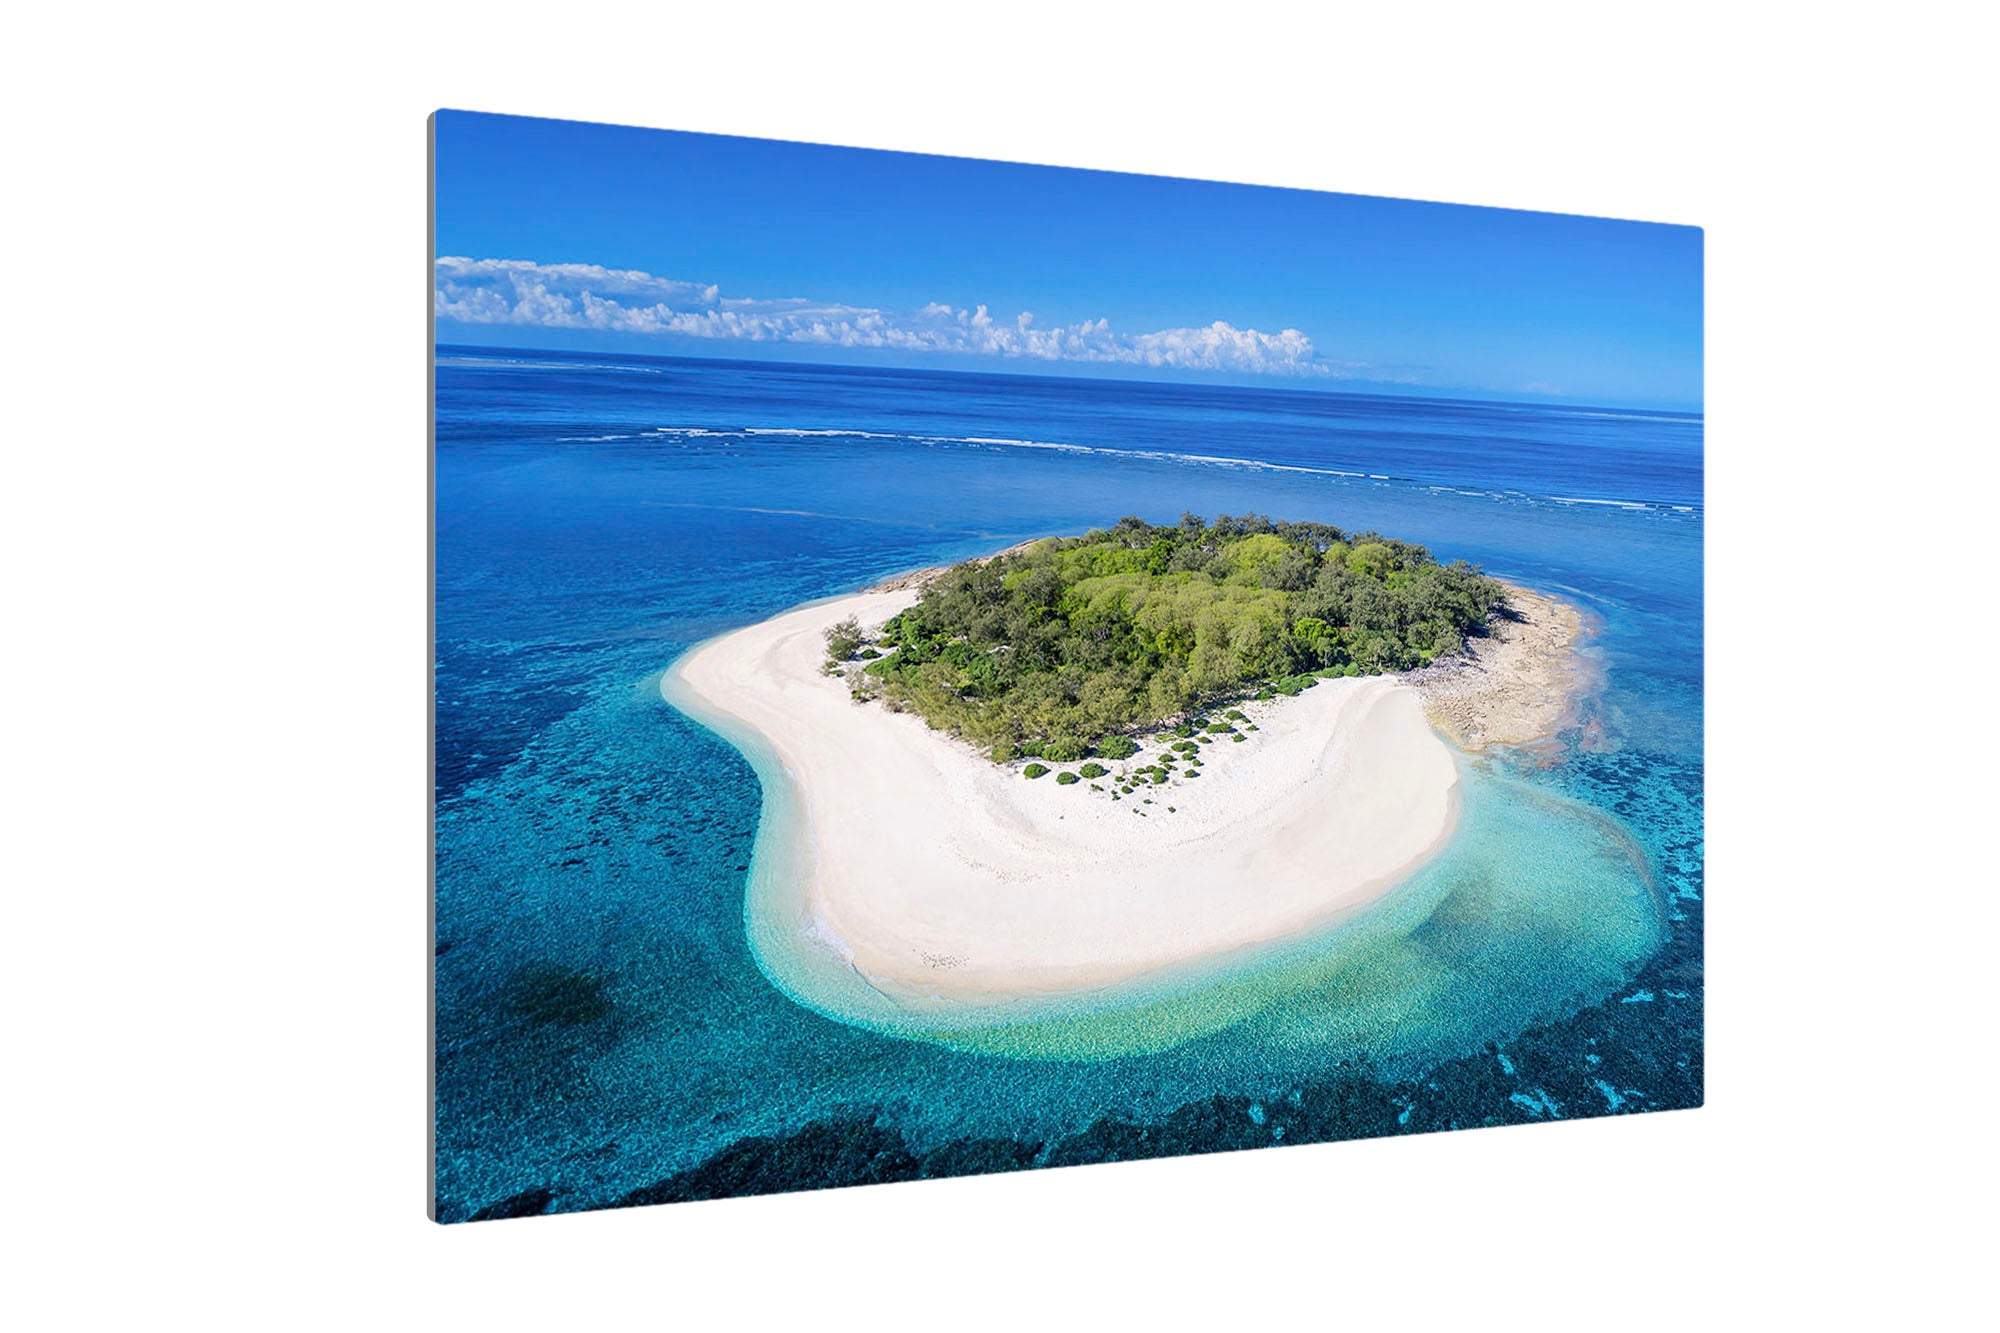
[665,585,1463,1003]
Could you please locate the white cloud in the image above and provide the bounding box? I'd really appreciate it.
[433,257,1352,378]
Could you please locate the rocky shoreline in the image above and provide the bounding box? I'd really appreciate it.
[1408,581,1596,753]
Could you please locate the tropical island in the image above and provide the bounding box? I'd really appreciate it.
[827,513,1507,766]
[662,514,1587,1011]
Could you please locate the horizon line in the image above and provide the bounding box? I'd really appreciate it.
[432,339,1706,420]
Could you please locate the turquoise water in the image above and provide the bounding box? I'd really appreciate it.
[433,347,1703,1220]
[679,641,1660,1064]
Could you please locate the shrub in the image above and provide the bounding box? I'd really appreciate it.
[1023,763,1051,779]
[1096,735,1139,760]
[1224,709,1246,721]
[1041,736,1090,763]
[1173,723,1195,739]
[857,647,881,659]
[1206,722,1236,734]
[1231,734,1246,743]
[1172,740,1198,754]
[1184,767,1202,777]
[1079,762,1109,779]
[1055,771,1080,785]
[823,615,864,660]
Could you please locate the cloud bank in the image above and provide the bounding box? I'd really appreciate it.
[433,257,1348,378]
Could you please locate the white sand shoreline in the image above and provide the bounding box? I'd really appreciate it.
[665,584,1464,1006]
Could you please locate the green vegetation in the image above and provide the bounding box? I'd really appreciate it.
[823,615,864,662]
[1079,762,1109,779]
[1022,763,1051,780]
[861,513,1503,760]
[1055,770,1080,786]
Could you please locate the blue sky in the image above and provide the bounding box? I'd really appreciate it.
[432,110,1702,410]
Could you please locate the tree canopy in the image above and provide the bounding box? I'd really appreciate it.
[845,513,1505,761]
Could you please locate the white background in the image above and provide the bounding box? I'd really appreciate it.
[7,2,1990,1326]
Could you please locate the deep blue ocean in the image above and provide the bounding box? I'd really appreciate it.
[432,346,1703,1221]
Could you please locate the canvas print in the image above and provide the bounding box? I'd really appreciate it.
[430,110,1703,1222]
